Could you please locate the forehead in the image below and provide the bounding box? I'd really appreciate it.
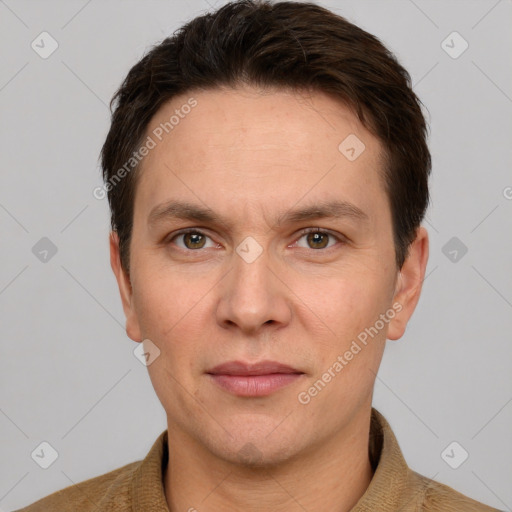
[134,85,388,230]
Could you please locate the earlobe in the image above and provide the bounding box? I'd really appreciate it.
[387,227,429,341]
[109,231,143,342]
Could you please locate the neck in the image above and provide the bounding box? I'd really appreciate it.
[164,407,374,512]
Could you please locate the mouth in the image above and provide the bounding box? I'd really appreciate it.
[207,360,303,376]
[206,360,305,397]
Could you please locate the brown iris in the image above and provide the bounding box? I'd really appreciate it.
[306,232,329,249]
[183,232,206,249]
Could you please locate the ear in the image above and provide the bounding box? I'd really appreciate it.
[109,231,143,342]
[387,226,429,341]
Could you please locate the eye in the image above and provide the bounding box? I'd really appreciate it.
[166,227,345,252]
[168,229,216,250]
[293,228,344,250]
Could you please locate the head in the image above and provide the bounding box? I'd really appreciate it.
[104,0,430,466]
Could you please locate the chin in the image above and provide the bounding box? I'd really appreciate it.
[204,426,304,469]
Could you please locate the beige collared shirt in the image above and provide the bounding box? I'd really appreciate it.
[14,408,500,511]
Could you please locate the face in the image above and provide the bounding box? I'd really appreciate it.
[111,85,428,466]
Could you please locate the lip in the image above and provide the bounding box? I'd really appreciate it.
[207,360,302,376]
[206,360,305,397]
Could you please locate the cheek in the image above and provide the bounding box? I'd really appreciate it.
[299,275,387,411]
[133,273,208,403]
[130,262,215,376]
[131,257,208,337]
[296,267,389,345]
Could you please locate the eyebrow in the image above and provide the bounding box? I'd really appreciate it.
[147,199,369,230]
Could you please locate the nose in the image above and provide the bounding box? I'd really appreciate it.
[216,244,292,334]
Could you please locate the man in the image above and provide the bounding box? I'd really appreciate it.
[15,0,500,510]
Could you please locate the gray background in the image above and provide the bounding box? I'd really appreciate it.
[1,0,511,510]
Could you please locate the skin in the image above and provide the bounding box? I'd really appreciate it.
[110,85,429,512]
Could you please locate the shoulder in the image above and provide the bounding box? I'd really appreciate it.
[408,470,502,512]
[12,460,140,512]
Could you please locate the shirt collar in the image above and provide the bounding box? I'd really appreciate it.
[351,408,412,511]
[130,407,411,511]
[131,428,170,511]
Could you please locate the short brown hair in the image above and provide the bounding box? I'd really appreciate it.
[100,0,431,274]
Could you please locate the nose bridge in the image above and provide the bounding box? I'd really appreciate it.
[217,240,289,331]
[231,242,273,309]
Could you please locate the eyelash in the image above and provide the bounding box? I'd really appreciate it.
[166,227,346,252]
